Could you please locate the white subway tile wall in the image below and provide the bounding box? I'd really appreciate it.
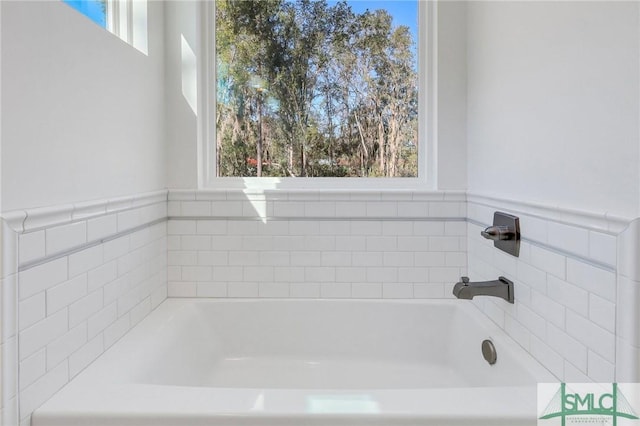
[10,194,168,424]
[467,201,619,383]
[166,190,467,300]
[167,219,467,299]
[3,188,640,426]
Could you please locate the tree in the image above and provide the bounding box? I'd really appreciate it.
[215,0,418,178]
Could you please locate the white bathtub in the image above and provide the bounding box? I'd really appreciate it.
[33,299,555,426]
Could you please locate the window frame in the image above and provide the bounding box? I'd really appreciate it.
[200,0,437,191]
[63,0,147,53]
[105,0,147,54]
[106,0,134,43]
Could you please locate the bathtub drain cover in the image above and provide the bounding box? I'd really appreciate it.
[482,339,497,365]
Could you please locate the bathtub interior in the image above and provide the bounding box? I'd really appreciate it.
[69,299,554,390]
[31,298,556,426]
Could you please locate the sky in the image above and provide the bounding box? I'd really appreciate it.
[328,0,418,44]
[63,0,106,27]
[63,0,419,47]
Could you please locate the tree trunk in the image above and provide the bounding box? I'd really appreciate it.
[256,97,263,177]
[377,118,385,175]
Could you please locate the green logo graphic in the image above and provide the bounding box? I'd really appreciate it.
[539,383,639,425]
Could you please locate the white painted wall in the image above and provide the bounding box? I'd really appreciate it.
[0,0,2,216]
[7,0,634,214]
[165,0,199,190]
[466,1,640,219]
[1,1,166,211]
[437,1,467,190]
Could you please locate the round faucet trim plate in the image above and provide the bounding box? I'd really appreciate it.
[482,339,497,365]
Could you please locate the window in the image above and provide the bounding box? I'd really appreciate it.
[62,0,148,55]
[206,0,434,188]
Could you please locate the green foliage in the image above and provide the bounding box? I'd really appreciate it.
[216,0,418,178]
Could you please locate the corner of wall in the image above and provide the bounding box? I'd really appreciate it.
[164,1,199,190]
[0,220,19,426]
[1,191,168,424]
[467,196,622,383]
[616,219,640,382]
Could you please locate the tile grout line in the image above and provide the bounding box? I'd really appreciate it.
[169,216,467,222]
[19,218,167,273]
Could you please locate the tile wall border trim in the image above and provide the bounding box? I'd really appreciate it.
[168,216,468,222]
[468,192,631,234]
[5,189,631,235]
[168,188,468,202]
[468,217,615,272]
[171,189,631,235]
[1,190,168,234]
[18,218,167,272]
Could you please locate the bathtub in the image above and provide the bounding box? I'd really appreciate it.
[33,299,555,426]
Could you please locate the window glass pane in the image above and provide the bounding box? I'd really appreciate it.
[63,0,107,28]
[215,0,419,178]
